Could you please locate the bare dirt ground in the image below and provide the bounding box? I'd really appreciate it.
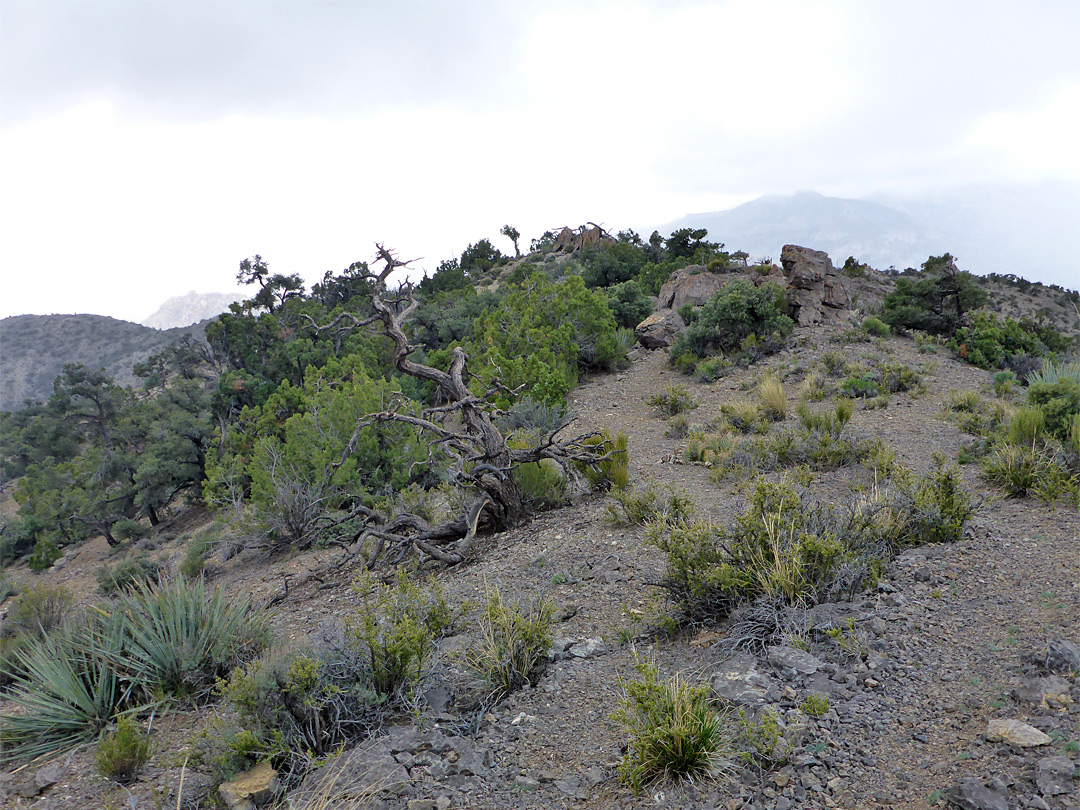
[2,324,1078,810]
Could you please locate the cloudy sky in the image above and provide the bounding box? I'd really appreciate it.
[2,0,1078,323]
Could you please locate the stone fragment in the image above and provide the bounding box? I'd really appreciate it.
[985,719,1052,747]
[1012,676,1072,708]
[944,778,1009,810]
[1035,756,1074,796]
[569,637,608,658]
[1045,638,1080,673]
[709,653,773,708]
[218,762,278,810]
[767,645,825,675]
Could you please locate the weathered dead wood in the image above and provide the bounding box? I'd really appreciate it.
[306,244,620,568]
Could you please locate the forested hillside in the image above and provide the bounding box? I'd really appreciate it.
[1,226,1078,810]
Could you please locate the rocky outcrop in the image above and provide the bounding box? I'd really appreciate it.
[551,225,616,254]
[779,244,854,324]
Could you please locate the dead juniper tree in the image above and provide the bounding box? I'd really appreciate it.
[307,244,623,569]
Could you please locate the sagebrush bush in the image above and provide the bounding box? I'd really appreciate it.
[465,585,552,699]
[219,646,385,783]
[2,582,72,638]
[95,716,151,784]
[612,655,728,792]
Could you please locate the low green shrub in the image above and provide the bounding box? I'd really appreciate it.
[574,431,630,491]
[607,485,695,527]
[465,585,552,699]
[736,707,788,768]
[655,466,974,628]
[800,693,830,717]
[982,443,1078,505]
[648,385,698,416]
[95,716,151,784]
[669,280,794,367]
[97,555,162,596]
[512,455,568,510]
[993,371,1019,398]
[2,582,72,638]
[612,655,727,792]
[348,570,458,699]
[861,317,890,338]
[219,647,385,784]
[951,311,1072,370]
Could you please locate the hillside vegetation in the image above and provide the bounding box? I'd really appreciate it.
[0,227,1078,810]
[0,314,208,411]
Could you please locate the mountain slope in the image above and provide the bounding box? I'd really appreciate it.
[0,314,206,411]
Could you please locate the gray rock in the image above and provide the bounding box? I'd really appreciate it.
[1012,676,1071,707]
[569,637,608,658]
[291,740,409,807]
[710,653,773,708]
[582,766,605,787]
[1045,638,1080,673]
[1035,756,1074,796]
[767,645,825,675]
[944,778,1009,810]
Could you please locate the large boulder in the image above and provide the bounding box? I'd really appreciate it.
[657,266,724,310]
[634,309,683,349]
[779,244,854,323]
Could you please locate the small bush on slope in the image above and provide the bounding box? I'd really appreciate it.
[612,655,729,792]
[652,464,974,627]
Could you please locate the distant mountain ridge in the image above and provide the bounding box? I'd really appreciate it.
[141,291,242,330]
[659,184,1079,289]
[0,314,207,411]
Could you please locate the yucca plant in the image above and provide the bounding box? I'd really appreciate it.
[117,576,271,703]
[0,610,155,763]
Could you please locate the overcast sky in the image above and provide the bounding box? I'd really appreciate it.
[2,0,1078,323]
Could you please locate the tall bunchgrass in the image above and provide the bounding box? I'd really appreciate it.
[756,377,787,422]
[465,585,553,699]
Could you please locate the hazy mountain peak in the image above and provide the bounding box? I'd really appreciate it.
[141,291,242,330]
